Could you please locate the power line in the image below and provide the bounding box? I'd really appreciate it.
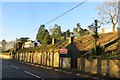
[45,0,87,25]
[22,0,87,37]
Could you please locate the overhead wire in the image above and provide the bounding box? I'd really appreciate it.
[21,0,88,37]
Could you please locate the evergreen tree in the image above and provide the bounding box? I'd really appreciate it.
[36,25,50,44]
[73,23,89,38]
[66,29,70,38]
[50,24,62,39]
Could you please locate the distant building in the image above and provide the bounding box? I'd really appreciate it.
[16,41,23,50]
[5,41,14,51]
[30,39,41,47]
[23,40,32,48]
[23,39,41,48]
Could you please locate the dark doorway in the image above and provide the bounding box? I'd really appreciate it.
[71,58,77,69]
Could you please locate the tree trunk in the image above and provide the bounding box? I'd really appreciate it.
[112,24,116,32]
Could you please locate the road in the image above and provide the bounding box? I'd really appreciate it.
[2,59,96,80]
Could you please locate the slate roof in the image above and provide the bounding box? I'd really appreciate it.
[16,32,119,53]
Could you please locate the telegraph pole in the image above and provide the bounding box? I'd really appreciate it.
[94,20,98,54]
[88,19,100,55]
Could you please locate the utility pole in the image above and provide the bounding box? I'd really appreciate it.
[88,19,100,55]
[94,20,98,54]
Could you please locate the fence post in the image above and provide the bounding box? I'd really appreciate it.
[18,53,19,60]
[46,51,48,66]
[32,52,35,63]
[43,52,45,65]
[30,52,32,63]
[97,56,102,76]
[61,57,63,68]
[29,52,30,62]
[32,52,34,63]
[52,51,54,67]
[42,52,44,65]
[49,51,50,66]
[22,53,23,61]
[40,52,42,65]
[23,53,24,61]
[24,52,25,62]
[106,57,110,76]
[81,57,85,71]
[59,54,61,68]
[118,60,120,78]
[26,52,28,62]
[35,52,37,64]
[16,53,18,60]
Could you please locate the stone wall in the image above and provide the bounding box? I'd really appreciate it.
[77,58,120,78]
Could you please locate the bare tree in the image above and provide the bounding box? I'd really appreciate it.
[97,0,118,32]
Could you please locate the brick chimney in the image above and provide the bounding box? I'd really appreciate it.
[52,38,56,45]
[68,33,74,44]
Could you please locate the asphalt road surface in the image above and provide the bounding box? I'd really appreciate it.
[1,59,96,80]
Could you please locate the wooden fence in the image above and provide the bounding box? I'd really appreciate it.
[14,51,120,78]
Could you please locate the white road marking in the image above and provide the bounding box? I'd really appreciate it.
[76,73,89,78]
[24,70,45,80]
[10,65,19,69]
[54,69,72,74]
[28,63,31,65]
[55,69,59,71]
[46,67,52,70]
[31,64,34,65]
[63,71,71,74]
[93,77,98,79]
[41,66,46,68]
[63,71,67,73]
[76,73,81,76]
[66,71,72,74]
[35,65,39,67]
[59,70,62,72]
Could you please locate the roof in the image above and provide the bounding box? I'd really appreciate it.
[16,32,119,53]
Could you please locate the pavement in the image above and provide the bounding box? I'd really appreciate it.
[1,59,119,80]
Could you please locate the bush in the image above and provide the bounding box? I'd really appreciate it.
[96,46,105,55]
[90,45,105,56]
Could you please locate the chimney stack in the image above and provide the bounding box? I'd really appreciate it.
[68,33,74,44]
[52,38,56,45]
